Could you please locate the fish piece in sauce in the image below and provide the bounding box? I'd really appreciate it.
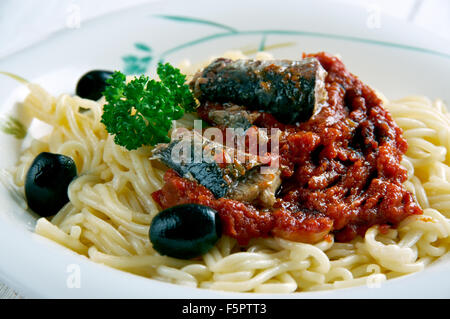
[152,131,281,207]
[202,101,260,131]
[190,57,328,124]
[227,167,281,208]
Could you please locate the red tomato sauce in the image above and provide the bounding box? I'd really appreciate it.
[152,52,422,245]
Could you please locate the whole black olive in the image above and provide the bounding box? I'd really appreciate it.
[76,70,113,100]
[25,152,77,217]
[150,204,222,259]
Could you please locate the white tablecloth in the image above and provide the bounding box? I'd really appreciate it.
[0,0,449,299]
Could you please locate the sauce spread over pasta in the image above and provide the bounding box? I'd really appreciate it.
[152,52,423,245]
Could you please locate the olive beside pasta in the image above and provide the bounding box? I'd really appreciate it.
[149,204,222,259]
[75,70,113,101]
[25,152,77,217]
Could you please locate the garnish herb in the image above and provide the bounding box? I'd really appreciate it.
[0,116,27,139]
[101,62,196,150]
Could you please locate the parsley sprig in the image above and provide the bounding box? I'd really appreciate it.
[101,62,196,150]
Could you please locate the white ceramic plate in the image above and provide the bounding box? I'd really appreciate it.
[0,0,449,298]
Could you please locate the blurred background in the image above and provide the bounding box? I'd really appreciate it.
[0,0,449,60]
[0,0,449,299]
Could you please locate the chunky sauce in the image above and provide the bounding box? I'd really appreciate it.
[152,52,422,245]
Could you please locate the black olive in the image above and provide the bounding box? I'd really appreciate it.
[150,204,222,259]
[25,152,77,217]
[76,70,113,100]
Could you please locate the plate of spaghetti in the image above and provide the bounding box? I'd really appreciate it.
[0,0,449,298]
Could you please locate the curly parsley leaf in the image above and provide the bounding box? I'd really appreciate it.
[101,62,196,150]
[157,62,196,113]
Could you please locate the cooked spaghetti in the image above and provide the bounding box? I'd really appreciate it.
[8,51,450,293]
